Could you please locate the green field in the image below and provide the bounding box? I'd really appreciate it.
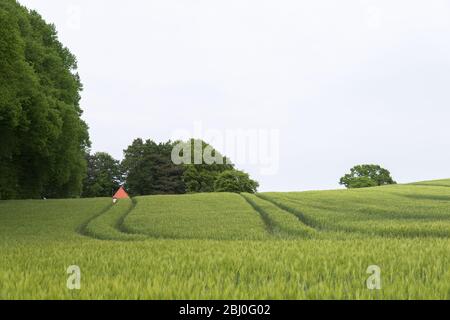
[1,180,450,299]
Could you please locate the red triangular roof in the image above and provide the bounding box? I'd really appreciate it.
[113,186,129,199]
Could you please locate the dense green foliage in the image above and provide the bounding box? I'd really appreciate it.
[179,139,234,192]
[0,179,449,299]
[120,138,259,195]
[121,139,185,196]
[340,164,396,189]
[82,152,122,197]
[214,170,259,193]
[0,0,89,199]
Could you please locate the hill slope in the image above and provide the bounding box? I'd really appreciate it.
[0,179,449,299]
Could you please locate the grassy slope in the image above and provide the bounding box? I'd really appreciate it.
[0,198,110,242]
[241,193,317,238]
[260,183,450,238]
[410,179,450,187]
[83,199,146,241]
[0,180,449,299]
[123,193,269,240]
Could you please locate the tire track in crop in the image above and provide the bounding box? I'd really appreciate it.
[241,193,317,238]
[115,197,141,235]
[78,198,150,240]
[76,202,114,237]
[255,194,322,231]
[253,195,381,237]
[240,194,274,235]
[256,194,450,239]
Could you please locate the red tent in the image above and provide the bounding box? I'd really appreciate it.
[113,186,130,199]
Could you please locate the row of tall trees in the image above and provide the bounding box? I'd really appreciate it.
[82,139,259,198]
[0,1,255,200]
[0,0,89,199]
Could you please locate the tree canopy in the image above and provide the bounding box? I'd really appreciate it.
[121,139,185,195]
[214,170,259,193]
[0,0,89,199]
[0,2,259,199]
[339,164,396,189]
[178,139,234,193]
[82,152,122,198]
[119,138,259,195]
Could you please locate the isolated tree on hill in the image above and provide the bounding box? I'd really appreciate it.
[0,0,89,199]
[340,164,396,189]
[214,170,259,193]
[82,152,122,197]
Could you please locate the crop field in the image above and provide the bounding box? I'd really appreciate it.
[122,193,269,240]
[0,180,449,299]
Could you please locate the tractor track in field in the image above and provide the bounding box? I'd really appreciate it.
[255,194,450,239]
[76,202,114,237]
[254,194,322,231]
[241,193,320,239]
[240,194,275,235]
[115,197,141,235]
[77,197,150,240]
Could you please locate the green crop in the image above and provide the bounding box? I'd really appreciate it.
[122,193,269,240]
[0,180,449,299]
[83,199,146,241]
[260,184,450,238]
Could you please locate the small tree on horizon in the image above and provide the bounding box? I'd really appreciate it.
[339,164,396,189]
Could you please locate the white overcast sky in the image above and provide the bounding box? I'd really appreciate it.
[19,0,450,191]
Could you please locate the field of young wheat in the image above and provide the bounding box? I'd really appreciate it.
[0,180,449,299]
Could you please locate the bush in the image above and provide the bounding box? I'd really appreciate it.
[214,170,259,193]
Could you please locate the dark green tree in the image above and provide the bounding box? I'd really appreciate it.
[121,138,259,196]
[121,139,185,195]
[0,0,89,199]
[82,152,122,197]
[340,164,396,189]
[175,139,234,192]
[214,170,259,193]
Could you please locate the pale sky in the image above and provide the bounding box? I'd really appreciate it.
[18,0,450,191]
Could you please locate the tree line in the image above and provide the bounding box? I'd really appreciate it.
[0,0,89,199]
[82,139,259,198]
[1,1,396,199]
[0,1,258,199]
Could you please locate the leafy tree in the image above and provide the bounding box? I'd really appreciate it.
[121,139,185,195]
[121,138,260,195]
[214,170,259,193]
[82,152,122,197]
[176,139,234,192]
[0,1,89,199]
[340,164,396,189]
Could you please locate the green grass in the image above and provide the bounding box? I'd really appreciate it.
[0,179,449,299]
[0,198,110,242]
[410,179,450,187]
[83,199,147,241]
[260,184,450,238]
[122,193,269,240]
[241,193,316,238]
